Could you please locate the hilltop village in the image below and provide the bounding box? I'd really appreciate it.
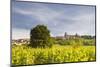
[12,32,95,45]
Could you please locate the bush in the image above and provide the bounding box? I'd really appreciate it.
[58,40,73,45]
[57,38,83,46]
[83,39,95,46]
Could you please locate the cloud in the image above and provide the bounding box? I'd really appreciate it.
[12,1,95,39]
[12,28,30,39]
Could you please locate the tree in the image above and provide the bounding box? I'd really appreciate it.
[81,35,93,39]
[30,25,52,48]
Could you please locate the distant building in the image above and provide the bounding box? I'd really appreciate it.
[12,32,81,45]
[12,39,30,45]
[55,32,80,40]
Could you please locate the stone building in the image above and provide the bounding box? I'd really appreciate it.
[55,32,80,40]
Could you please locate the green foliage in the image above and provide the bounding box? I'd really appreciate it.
[30,25,52,48]
[56,38,83,46]
[83,39,95,46]
[55,38,95,46]
[12,45,96,65]
[57,40,74,46]
[81,35,95,39]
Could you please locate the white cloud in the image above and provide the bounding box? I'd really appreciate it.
[12,28,30,39]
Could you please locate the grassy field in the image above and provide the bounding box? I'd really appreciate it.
[12,45,96,65]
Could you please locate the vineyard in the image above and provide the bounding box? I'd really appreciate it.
[12,45,96,65]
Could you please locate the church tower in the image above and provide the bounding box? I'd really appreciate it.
[64,32,67,39]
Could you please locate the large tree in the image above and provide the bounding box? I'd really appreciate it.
[30,25,52,48]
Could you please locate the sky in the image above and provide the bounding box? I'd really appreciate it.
[12,1,96,39]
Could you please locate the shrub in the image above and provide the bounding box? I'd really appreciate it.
[57,38,83,46]
[83,39,95,46]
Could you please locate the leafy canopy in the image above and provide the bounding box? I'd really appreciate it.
[30,25,52,48]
